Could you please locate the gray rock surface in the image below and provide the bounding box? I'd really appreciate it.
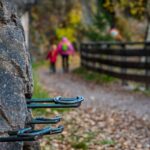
[14,0,37,16]
[0,0,34,149]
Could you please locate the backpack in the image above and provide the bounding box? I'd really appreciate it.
[62,43,69,51]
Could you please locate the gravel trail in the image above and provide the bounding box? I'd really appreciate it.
[38,67,150,120]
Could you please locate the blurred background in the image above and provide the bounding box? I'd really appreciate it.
[29,0,148,60]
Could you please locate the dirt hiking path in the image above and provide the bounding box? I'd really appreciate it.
[38,67,150,120]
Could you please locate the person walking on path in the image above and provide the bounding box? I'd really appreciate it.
[46,44,58,73]
[109,27,123,41]
[57,37,75,73]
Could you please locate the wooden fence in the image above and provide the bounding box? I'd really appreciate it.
[80,42,150,86]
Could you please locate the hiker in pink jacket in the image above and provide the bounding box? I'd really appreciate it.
[57,37,74,72]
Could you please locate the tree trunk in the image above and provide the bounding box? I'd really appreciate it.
[145,0,150,89]
[146,0,150,41]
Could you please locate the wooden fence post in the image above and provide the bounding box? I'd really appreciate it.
[121,43,128,86]
[145,42,150,89]
[107,43,112,72]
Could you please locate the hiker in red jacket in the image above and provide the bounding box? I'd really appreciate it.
[47,44,58,73]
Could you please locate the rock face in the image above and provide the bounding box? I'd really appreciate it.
[0,0,35,149]
[14,0,36,16]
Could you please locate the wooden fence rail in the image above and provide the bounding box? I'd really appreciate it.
[80,42,150,86]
